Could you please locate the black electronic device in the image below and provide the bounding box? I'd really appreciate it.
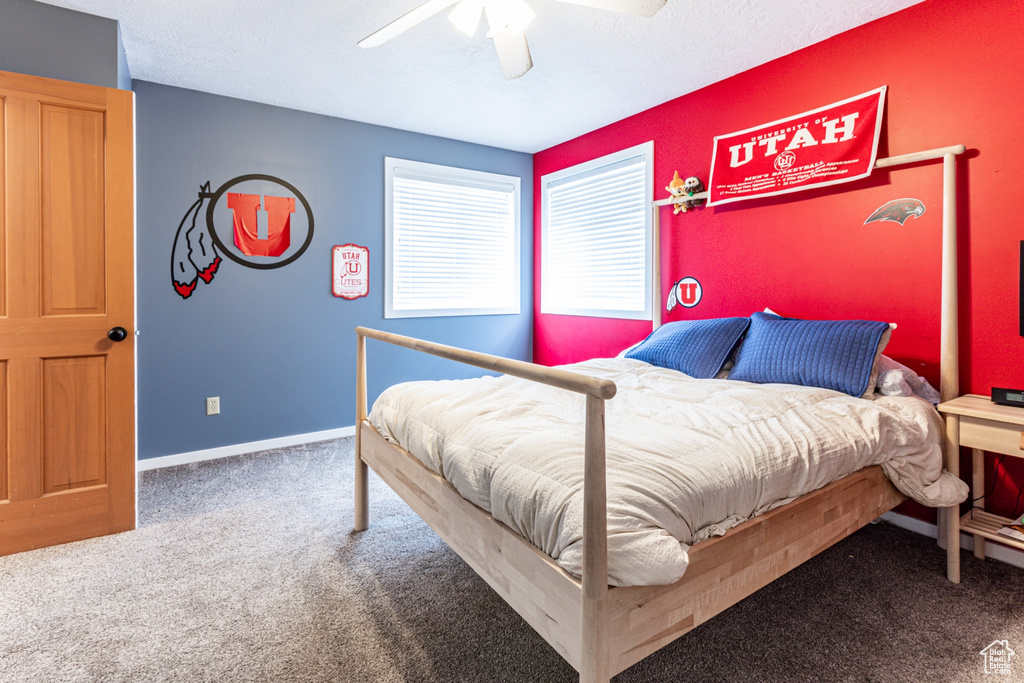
[992,387,1024,408]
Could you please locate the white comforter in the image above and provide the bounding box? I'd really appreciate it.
[368,358,967,587]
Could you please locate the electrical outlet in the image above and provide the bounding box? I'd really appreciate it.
[206,396,220,416]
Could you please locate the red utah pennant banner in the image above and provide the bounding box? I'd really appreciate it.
[708,87,886,206]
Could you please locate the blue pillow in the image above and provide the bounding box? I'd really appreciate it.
[729,312,890,397]
[624,318,750,379]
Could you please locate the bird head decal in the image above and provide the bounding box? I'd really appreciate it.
[864,198,926,226]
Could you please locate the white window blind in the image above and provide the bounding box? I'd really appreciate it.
[541,142,653,319]
[385,158,521,318]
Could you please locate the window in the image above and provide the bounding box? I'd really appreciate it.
[385,158,521,318]
[540,141,654,320]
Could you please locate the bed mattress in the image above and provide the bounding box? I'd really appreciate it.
[368,357,967,587]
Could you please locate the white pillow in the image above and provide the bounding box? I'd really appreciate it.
[616,340,643,358]
[874,355,941,405]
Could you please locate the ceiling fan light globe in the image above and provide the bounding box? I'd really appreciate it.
[486,0,536,35]
[449,0,484,36]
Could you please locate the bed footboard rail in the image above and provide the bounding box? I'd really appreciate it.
[354,326,616,683]
[355,327,617,400]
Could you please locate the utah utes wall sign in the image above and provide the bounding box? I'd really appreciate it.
[332,244,369,300]
[171,175,315,299]
[666,277,703,312]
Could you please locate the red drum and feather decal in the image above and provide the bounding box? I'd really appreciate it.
[666,277,702,312]
[171,175,315,299]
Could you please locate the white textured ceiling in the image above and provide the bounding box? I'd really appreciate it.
[36,0,921,152]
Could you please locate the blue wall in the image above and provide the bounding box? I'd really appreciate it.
[0,0,122,89]
[1,0,534,460]
[134,82,533,459]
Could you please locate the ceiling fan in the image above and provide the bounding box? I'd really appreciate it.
[358,0,667,80]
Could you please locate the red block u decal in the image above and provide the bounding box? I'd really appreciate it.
[679,282,699,306]
[227,192,295,257]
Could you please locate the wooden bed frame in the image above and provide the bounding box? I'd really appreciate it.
[353,144,966,682]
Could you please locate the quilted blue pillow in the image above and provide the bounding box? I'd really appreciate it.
[729,312,890,397]
[624,318,750,379]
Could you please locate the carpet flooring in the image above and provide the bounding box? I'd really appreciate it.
[1,437,1022,682]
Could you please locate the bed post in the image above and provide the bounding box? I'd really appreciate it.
[652,203,662,331]
[355,331,369,532]
[939,150,961,582]
[581,394,609,683]
[871,145,965,581]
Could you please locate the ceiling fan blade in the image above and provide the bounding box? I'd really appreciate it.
[358,0,461,48]
[491,29,533,80]
[485,4,533,80]
[554,0,667,17]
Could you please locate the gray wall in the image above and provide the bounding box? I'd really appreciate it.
[0,0,121,88]
[135,81,533,459]
[116,24,131,90]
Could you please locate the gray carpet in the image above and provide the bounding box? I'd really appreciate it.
[1,437,1022,682]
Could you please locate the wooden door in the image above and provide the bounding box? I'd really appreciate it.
[0,70,135,554]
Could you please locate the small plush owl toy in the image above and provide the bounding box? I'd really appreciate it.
[681,176,706,211]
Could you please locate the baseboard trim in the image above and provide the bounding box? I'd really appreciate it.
[136,426,356,472]
[881,511,1024,570]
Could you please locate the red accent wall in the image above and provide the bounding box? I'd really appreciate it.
[533,0,1024,522]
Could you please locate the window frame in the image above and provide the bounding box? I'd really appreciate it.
[384,157,522,319]
[540,141,654,321]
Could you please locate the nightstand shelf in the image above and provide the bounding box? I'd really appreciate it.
[938,393,1024,580]
[959,509,1024,552]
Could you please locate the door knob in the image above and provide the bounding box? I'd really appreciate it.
[108,327,128,342]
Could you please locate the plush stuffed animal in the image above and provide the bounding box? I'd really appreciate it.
[665,171,689,214]
[665,172,706,213]
[681,176,706,211]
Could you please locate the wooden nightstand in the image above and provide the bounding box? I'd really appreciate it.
[937,394,1024,581]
